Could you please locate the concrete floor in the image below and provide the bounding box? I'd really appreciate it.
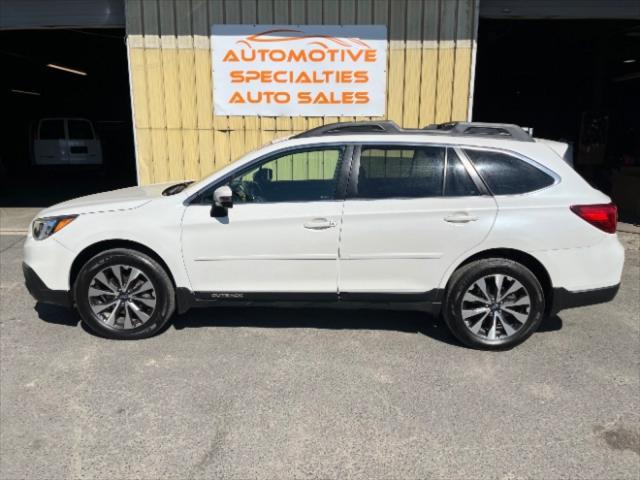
[1,233,639,479]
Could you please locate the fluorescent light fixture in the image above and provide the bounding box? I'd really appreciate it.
[46,63,87,76]
[10,89,40,96]
[623,59,636,64]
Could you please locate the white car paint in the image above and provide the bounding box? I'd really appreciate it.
[338,194,498,293]
[40,182,175,217]
[535,137,574,167]
[182,200,343,292]
[24,131,624,304]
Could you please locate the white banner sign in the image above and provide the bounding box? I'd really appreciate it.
[212,25,387,116]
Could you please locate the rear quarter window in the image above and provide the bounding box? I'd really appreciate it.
[464,149,555,195]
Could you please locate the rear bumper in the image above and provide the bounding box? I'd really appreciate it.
[23,263,71,308]
[550,283,620,316]
[534,236,625,292]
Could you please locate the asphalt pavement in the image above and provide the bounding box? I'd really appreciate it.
[1,233,638,479]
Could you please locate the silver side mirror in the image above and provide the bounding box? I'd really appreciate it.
[213,185,233,209]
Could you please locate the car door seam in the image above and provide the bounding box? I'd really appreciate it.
[336,145,356,295]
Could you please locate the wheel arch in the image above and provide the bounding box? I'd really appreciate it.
[69,239,177,290]
[444,248,554,316]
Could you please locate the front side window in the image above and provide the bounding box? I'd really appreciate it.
[221,147,344,204]
[464,149,555,195]
[356,146,445,198]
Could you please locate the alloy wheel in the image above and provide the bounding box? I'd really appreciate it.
[87,264,157,330]
[460,274,531,340]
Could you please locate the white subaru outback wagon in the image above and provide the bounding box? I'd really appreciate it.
[23,121,624,349]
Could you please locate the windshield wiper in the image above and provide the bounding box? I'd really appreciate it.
[162,181,194,196]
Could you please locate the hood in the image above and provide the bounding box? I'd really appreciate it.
[36,182,178,218]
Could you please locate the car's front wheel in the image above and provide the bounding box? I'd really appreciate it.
[443,258,545,350]
[73,248,175,339]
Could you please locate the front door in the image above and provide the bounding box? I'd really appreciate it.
[338,144,498,296]
[181,146,350,294]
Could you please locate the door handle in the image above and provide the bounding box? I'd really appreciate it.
[444,214,479,224]
[303,218,336,230]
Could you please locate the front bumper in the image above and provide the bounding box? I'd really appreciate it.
[23,263,71,308]
[549,283,620,316]
[23,233,76,291]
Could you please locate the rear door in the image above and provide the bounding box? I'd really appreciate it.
[338,144,498,297]
[67,119,102,165]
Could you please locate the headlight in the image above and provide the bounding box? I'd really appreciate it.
[32,215,77,241]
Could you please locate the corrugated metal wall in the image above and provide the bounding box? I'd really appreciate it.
[125,0,478,185]
[0,0,125,29]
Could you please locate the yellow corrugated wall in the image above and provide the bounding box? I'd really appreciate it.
[126,0,478,185]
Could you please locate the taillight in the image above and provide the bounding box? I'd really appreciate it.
[570,203,617,234]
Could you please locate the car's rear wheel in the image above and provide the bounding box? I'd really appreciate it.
[443,258,545,350]
[73,248,175,339]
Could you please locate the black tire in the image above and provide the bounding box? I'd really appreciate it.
[73,248,175,340]
[443,258,545,350]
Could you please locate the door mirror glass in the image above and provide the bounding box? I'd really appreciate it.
[213,185,233,208]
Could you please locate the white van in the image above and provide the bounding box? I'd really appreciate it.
[32,118,102,166]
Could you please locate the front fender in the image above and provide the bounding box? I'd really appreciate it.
[54,200,190,290]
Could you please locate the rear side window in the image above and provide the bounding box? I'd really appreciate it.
[68,120,94,140]
[357,146,445,198]
[39,120,65,139]
[464,149,555,195]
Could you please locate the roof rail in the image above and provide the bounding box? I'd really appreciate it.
[293,121,403,138]
[423,122,534,142]
[293,120,534,142]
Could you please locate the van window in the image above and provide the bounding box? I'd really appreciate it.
[68,120,94,140]
[356,146,445,198]
[464,149,555,195]
[39,120,65,140]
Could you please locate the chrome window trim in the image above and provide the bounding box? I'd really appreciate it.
[185,138,561,205]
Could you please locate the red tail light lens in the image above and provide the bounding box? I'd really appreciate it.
[570,203,617,234]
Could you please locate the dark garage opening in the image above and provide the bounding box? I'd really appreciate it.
[473,19,640,223]
[0,28,136,207]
